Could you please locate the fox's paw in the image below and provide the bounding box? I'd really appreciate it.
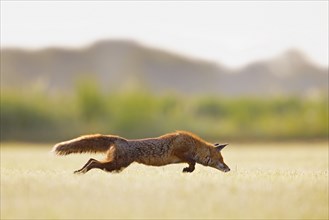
[73,169,86,174]
[182,167,194,173]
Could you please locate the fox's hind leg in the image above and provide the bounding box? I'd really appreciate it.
[74,159,132,174]
[74,159,108,174]
[183,161,196,173]
[73,158,97,174]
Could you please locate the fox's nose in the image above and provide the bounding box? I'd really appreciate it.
[224,167,230,172]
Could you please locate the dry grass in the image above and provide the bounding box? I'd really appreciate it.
[1,142,328,219]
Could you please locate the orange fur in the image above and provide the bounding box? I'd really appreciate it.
[52,131,230,174]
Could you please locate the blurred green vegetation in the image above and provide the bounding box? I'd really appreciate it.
[1,80,328,142]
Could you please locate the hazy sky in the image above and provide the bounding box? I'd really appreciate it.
[1,1,328,68]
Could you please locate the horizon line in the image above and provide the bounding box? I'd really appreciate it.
[1,38,328,70]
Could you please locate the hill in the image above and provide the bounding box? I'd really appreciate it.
[1,40,327,97]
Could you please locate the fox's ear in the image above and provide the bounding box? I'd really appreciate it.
[215,143,228,151]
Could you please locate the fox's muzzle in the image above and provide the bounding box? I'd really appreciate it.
[216,163,230,172]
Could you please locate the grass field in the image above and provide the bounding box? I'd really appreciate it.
[1,142,328,219]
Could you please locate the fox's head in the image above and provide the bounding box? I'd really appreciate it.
[207,143,230,172]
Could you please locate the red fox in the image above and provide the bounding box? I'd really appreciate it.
[52,131,230,174]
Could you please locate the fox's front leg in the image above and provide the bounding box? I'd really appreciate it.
[183,161,196,173]
[172,149,196,173]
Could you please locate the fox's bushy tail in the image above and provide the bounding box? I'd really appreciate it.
[52,134,120,155]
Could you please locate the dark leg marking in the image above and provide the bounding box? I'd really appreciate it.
[74,159,133,174]
[74,158,97,174]
[182,161,196,173]
[74,159,106,174]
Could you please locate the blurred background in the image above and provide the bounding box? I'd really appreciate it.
[1,1,328,143]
